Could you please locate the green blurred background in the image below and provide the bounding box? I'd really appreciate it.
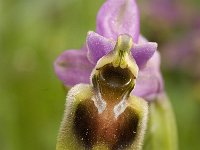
[0,0,200,150]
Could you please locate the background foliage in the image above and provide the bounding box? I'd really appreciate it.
[0,0,200,149]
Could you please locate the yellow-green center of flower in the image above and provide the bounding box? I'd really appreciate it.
[112,34,133,68]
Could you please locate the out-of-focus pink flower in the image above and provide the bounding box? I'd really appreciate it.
[139,0,200,79]
[140,0,182,25]
[162,30,200,77]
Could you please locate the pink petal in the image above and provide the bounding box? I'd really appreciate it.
[87,31,115,64]
[96,0,140,42]
[54,49,94,87]
[132,42,157,68]
[133,51,164,100]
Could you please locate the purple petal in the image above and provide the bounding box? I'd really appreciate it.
[54,49,94,87]
[132,42,157,68]
[96,0,140,42]
[133,51,164,100]
[87,31,115,64]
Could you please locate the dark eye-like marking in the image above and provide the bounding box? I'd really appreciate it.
[73,100,139,149]
[99,64,134,89]
[73,100,98,149]
[113,107,139,150]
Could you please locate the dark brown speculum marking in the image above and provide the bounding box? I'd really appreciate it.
[73,100,139,149]
[73,100,98,149]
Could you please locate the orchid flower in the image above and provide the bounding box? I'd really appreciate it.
[54,0,178,149]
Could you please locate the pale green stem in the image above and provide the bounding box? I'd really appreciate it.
[144,93,178,150]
